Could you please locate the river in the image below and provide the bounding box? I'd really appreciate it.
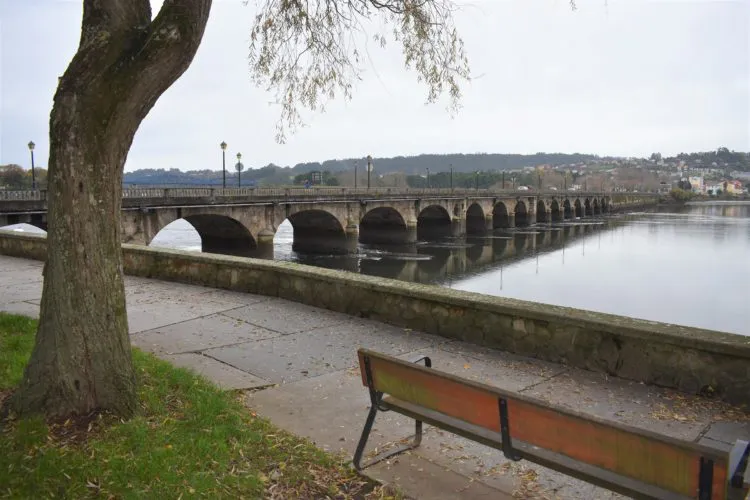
[5,202,749,336]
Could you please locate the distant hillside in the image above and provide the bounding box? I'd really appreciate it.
[123,152,599,186]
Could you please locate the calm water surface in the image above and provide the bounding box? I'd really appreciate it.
[6,202,748,336]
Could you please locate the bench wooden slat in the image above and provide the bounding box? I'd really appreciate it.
[384,396,688,500]
[358,349,731,499]
[509,398,728,498]
[363,352,501,431]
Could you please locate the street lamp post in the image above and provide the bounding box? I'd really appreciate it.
[450,165,453,190]
[28,141,36,190]
[366,155,373,189]
[475,171,479,190]
[502,171,505,190]
[354,160,358,189]
[426,168,430,188]
[220,141,227,189]
[235,152,244,187]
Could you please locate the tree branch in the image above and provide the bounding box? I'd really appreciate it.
[81,0,152,46]
[120,0,213,121]
[53,0,213,170]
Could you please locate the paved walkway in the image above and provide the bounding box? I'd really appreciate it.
[2,254,748,499]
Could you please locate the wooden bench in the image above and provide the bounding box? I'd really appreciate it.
[353,349,750,500]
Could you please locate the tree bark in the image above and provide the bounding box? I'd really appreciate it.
[10,0,212,418]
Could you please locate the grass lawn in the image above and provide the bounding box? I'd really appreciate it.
[0,313,393,499]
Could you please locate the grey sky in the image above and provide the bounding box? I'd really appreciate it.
[1,0,748,172]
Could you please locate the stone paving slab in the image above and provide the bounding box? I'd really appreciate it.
[246,369,411,454]
[367,453,514,499]
[0,300,40,318]
[0,256,43,274]
[220,298,352,335]
[206,319,445,384]
[423,342,568,392]
[703,421,750,445]
[162,353,272,390]
[125,279,224,301]
[132,313,283,355]
[195,288,271,305]
[2,281,43,302]
[126,300,243,334]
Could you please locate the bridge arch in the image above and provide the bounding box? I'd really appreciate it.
[574,199,583,218]
[515,200,529,227]
[550,199,561,222]
[536,200,548,223]
[359,207,409,245]
[563,199,572,219]
[150,215,257,257]
[284,209,352,254]
[600,197,609,213]
[492,202,510,229]
[593,198,600,215]
[417,204,452,239]
[584,198,593,216]
[466,203,486,235]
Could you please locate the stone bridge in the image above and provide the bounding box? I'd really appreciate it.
[0,187,659,256]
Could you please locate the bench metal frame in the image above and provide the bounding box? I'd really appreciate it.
[353,349,749,500]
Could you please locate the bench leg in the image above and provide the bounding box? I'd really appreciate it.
[353,405,423,471]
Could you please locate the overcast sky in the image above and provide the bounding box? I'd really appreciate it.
[1,0,748,172]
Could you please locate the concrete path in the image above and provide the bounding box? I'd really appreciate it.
[2,254,748,499]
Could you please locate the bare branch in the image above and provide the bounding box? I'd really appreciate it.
[248,0,470,143]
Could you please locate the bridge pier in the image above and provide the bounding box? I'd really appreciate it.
[406,221,418,243]
[506,213,516,229]
[527,211,537,226]
[255,229,275,259]
[451,218,466,238]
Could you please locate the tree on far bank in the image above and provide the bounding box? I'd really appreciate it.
[9,0,470,419]
[0,165,28,189]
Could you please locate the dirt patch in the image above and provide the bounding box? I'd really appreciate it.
[264,463,400,499]
[45,410,111,447]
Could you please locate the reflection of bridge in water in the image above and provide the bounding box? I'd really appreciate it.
[350,218,630,285]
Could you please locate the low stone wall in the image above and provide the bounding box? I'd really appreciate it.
[2,230,749,405]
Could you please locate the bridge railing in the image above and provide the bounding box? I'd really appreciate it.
[0,190,47,201]
[3,187,643,203]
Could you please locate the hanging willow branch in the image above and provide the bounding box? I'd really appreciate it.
[248,0,470,142]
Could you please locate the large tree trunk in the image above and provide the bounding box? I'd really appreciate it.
[10,0,212,418]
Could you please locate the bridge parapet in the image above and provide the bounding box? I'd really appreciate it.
[1,187,633,213]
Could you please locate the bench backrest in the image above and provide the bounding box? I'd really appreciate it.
[358,348,730,499]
